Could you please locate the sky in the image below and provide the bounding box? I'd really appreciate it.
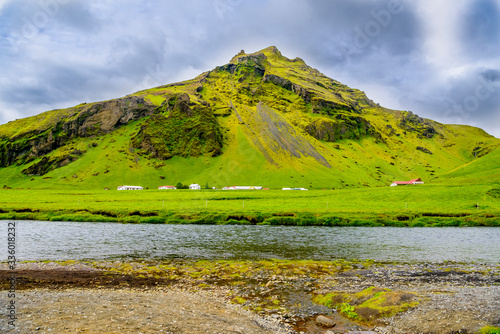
[0,0,499,137]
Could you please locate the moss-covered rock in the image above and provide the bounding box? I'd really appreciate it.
[303,115,377,142]
[21,154,78,176]
[132,93,224,159]
[314,286,419,324]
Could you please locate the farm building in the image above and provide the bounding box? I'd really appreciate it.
[282,188,308,191]
[117,185,143,190]
[390,178,424,186]
[189,184,201,190]
[158,186,176,190]
[222,186,263,190]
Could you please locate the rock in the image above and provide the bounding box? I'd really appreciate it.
[315,315,336,327]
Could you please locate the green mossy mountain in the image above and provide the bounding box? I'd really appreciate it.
[0,46,498,189]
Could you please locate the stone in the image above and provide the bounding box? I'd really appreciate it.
[315,315,336,327]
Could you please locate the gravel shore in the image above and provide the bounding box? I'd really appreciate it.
[0,287,293,334]
[1,261,499,334]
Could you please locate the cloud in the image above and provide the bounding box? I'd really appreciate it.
[461,0,500,60]
[0,0,498,138]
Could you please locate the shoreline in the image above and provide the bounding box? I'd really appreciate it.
[1,214,500,227]
[1,260,499,333]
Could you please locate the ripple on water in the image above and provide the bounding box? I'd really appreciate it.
[1,221,499,263]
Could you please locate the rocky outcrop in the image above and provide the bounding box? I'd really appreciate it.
[21,154,78,176]
[132,93,224,160]
[416,146,433,155]
[262,74,311,103]
[312,97,356,114]
[399,111,437,138]
[215,61,265,78]
[0,96,155,167]
[303,115,378,142]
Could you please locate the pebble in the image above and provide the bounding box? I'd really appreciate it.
[315,315,336,327]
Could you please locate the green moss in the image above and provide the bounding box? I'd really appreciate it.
[339,303,359,320]
[145,94,165,106]
[132,94,224,159]
[479,326,500,334]
[314,286,419,324]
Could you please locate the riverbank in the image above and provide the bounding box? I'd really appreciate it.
[1,187,499,227]
[1,260,499,333]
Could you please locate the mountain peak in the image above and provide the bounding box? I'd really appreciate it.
[260,46,282,56]
[230,46,286,65]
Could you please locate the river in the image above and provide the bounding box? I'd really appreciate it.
[1,221,499,263]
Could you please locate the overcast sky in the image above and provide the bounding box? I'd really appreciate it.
[1,0,499,137]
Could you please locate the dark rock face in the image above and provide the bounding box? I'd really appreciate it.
[312,97,358,114]
[262,74,311,103]
[21,154,78,176]
[416,146,433,155]
[236,53,267,66]
[0,96,155,168]
[399,111,437,138]
[304,116,377,142]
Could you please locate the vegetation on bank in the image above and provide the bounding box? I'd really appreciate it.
[0,184,499,226]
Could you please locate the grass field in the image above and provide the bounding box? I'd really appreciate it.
[1,182,499,226]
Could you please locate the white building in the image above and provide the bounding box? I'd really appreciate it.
[158,185,176,190]
[117,185,143,190]
[189,184,201,190]
[282,188,308,191]
[222,186,263,190]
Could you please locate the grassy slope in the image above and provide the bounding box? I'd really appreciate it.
[436,147,500,184]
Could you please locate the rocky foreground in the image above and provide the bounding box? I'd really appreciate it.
[1,260,499,333]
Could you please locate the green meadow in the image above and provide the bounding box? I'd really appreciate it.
[1,182,499,226]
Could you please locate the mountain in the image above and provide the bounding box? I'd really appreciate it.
[0,46,499,190]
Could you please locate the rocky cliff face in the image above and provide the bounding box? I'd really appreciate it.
[0,96,155,168]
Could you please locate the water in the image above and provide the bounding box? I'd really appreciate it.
[1,221,499,263]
